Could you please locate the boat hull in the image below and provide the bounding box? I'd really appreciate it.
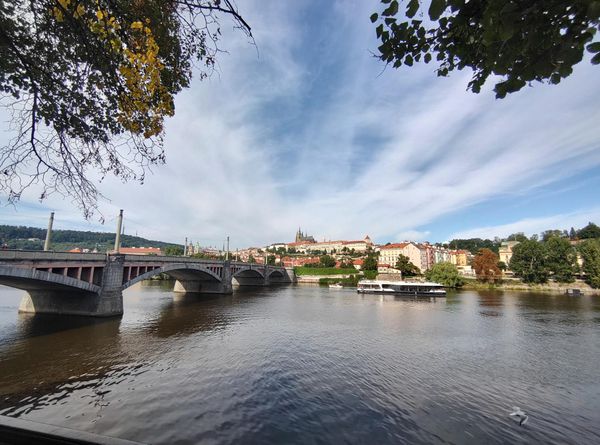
[357,289,446,296]
[356,280,446,297]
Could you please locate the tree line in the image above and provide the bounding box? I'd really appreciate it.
[465,224,600,288]
[0,224,181,252]
[445,222,600,255]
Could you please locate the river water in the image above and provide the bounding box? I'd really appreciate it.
[0,282,599,444]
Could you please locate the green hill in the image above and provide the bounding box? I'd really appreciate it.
[0,224,182,252]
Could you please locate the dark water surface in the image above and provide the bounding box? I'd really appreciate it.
[0,283,599,444]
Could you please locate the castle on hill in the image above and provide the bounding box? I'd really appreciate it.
[295,228,316,243]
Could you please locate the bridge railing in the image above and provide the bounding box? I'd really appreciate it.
[123,255,226,265]
[0,250,288,270]
[0,250,106,262]
[229,261,285,270]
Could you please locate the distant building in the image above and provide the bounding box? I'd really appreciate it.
[268,243,288,251]
[379,242,425,272]
[499,241,519,266]
[280,256,319,267]
[449,250,470,267]
[295,228,316,243]
[286,235,373,254]
[119,247,162,255]
[352,258,364,270]
[377,264,401,274]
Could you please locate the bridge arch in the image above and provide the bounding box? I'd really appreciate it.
[0,266,101,294]
[232,267,265,279]
[122,263,222,290]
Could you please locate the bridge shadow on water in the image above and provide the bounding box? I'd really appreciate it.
[15,312,120,340]
[0,286,270,415]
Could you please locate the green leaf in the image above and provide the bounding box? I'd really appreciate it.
[376,23,384,38]
[406,0,419,18]
[370,13,378,23]
[382,0,399,16]
[592,52,600,65]
[424,53,432,63]
[587,42,600,53]
[405,54,414,66]
[428,0,446,21]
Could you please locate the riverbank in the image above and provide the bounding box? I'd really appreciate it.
[296,274,356,284]
[461,278,600,295]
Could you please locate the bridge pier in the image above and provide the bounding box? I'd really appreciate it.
[173,261,233,295]
[18,254,125,317]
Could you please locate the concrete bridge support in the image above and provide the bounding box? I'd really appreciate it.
[18,255,125,317]
[173,261,232,295]
[232,267,269,287]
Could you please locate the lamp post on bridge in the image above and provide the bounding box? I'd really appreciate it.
[43,212,54,251]
[114,209,123,253]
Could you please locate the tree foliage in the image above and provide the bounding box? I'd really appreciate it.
[425,262,463,287]
[577,222,600,239]
[544,236,578,283]
[578,239,600,288]
[372,0,600,98]
[509,239,548,283]
[445,238,499,254]
[362,255,378,271]
[541,229,567,242]
[319,254,336,268]
[506,232,528,242]
[472,248,501,282]
[0,0,250,218]
[394,253,420,276]
[164,245,183,256]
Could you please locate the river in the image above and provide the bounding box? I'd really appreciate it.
[0,282,599,444]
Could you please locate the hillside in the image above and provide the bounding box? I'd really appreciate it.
[0,225,182,252]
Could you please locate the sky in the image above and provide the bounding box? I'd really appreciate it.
[1,0,600,248]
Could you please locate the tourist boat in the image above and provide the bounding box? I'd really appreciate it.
[329,283,344,289]
[356,280,446,296]
[565,288,583,296]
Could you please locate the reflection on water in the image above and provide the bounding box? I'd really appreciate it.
[0,283,599,444]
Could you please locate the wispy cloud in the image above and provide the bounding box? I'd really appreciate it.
[1,0,599,247]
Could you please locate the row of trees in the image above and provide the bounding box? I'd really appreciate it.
[466,234,600,288]
[444,223,600,255]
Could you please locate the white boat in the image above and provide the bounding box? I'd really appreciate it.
[356,280,446,296]
[329,283,344,289]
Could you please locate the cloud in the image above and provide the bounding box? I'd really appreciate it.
[1,1,600,248]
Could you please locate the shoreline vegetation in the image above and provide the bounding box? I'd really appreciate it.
[461,278,600,295]
[294,267,357,276]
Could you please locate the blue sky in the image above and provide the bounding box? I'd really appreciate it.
[1,0,600,247]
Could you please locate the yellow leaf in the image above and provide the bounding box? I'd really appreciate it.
[74,4,85,18]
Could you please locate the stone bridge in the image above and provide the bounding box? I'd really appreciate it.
[0,251,294,317]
